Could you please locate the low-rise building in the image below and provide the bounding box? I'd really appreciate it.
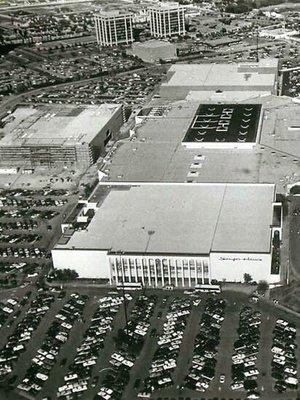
[0,104,123,168]
[160,59,279,99]
[128,40,177,63]
[52,183,281,286]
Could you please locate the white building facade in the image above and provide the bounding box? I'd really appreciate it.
[52,249,279,286]
[94,12,133,46]
[52,183,281,287]
[109,254,210,287]
[149,4,186,38]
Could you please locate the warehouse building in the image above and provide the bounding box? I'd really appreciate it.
[52,183,281,286]
[128,40,177,63]
[160,59,279,99]
[0,104,123,168]
[97,95,299,192]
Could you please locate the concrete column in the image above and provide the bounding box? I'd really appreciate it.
[112,19,116,46]
[154,260,158,287]
[168,259,171,284]
[124,17,128,44]
[95,17,99,43]
[161,260,165,287]
[181,259,184,287]
[100,19,104,45]
[108,258,112,284]
[194,260,198,285]
[188,261,192,287]
[174,259,178,287]
[103,19,108,46]
[127,258,132,283]
[121,258,125,283]
[208,259,212,284]
[134,258,138,283]
[115,257,119,284]
[130,16,133,42]
[149,11,152,35]
[147,258,151,286]
[141,258,145,286]
[159,12,162,37]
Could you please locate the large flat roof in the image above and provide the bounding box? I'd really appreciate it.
[150,2,184,10]
[182,103,261,144]
[99,95,300,193]
[161,61,278,90]
[1,104,121,147]
[186,90,271,102]
[56,183,275,255]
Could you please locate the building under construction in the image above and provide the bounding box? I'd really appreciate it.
[0,104,123,168]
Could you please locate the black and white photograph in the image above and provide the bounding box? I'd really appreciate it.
[0,0,299,399]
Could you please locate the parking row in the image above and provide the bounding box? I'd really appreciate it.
[231,306,261,396]
[185,297,226,392]
[0,221,38,231]
[0,246,50,259]
[0,189,71,198]
[271,318,298,393]
[0,209,59,220]
[0,197,67,208]
[96,294,157,400]
[0,233,41,245]
[56,294,125,399]
[0,297,20,329]
[0,291,55,378]
[17,293,89,397]
[140,297,192,397]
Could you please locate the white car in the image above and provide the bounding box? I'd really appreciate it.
[137,392,151,398]
[276,319,288,327]
[285,376,298,385]
[231,382,244,390]
[244,369,259,378]
[271,346,284,355]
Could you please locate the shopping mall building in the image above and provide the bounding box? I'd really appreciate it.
[52,183,282,287]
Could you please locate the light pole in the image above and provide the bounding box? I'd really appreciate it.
[117,251,128,333]
[141,229,155,294]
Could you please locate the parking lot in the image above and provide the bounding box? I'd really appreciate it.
[290,195,300,281]
[0,187,77,288]
[0,289,297,400]
[282,68,300,97]
[25,66,165,109]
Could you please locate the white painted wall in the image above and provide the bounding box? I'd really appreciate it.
[210,252,279,283]
[51,249,110,279]
[182,142,255,150]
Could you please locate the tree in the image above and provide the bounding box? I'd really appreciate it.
[244,379,257,391]
[244,273,253,284]
[54,268,78,282]
[257,280,269,294]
